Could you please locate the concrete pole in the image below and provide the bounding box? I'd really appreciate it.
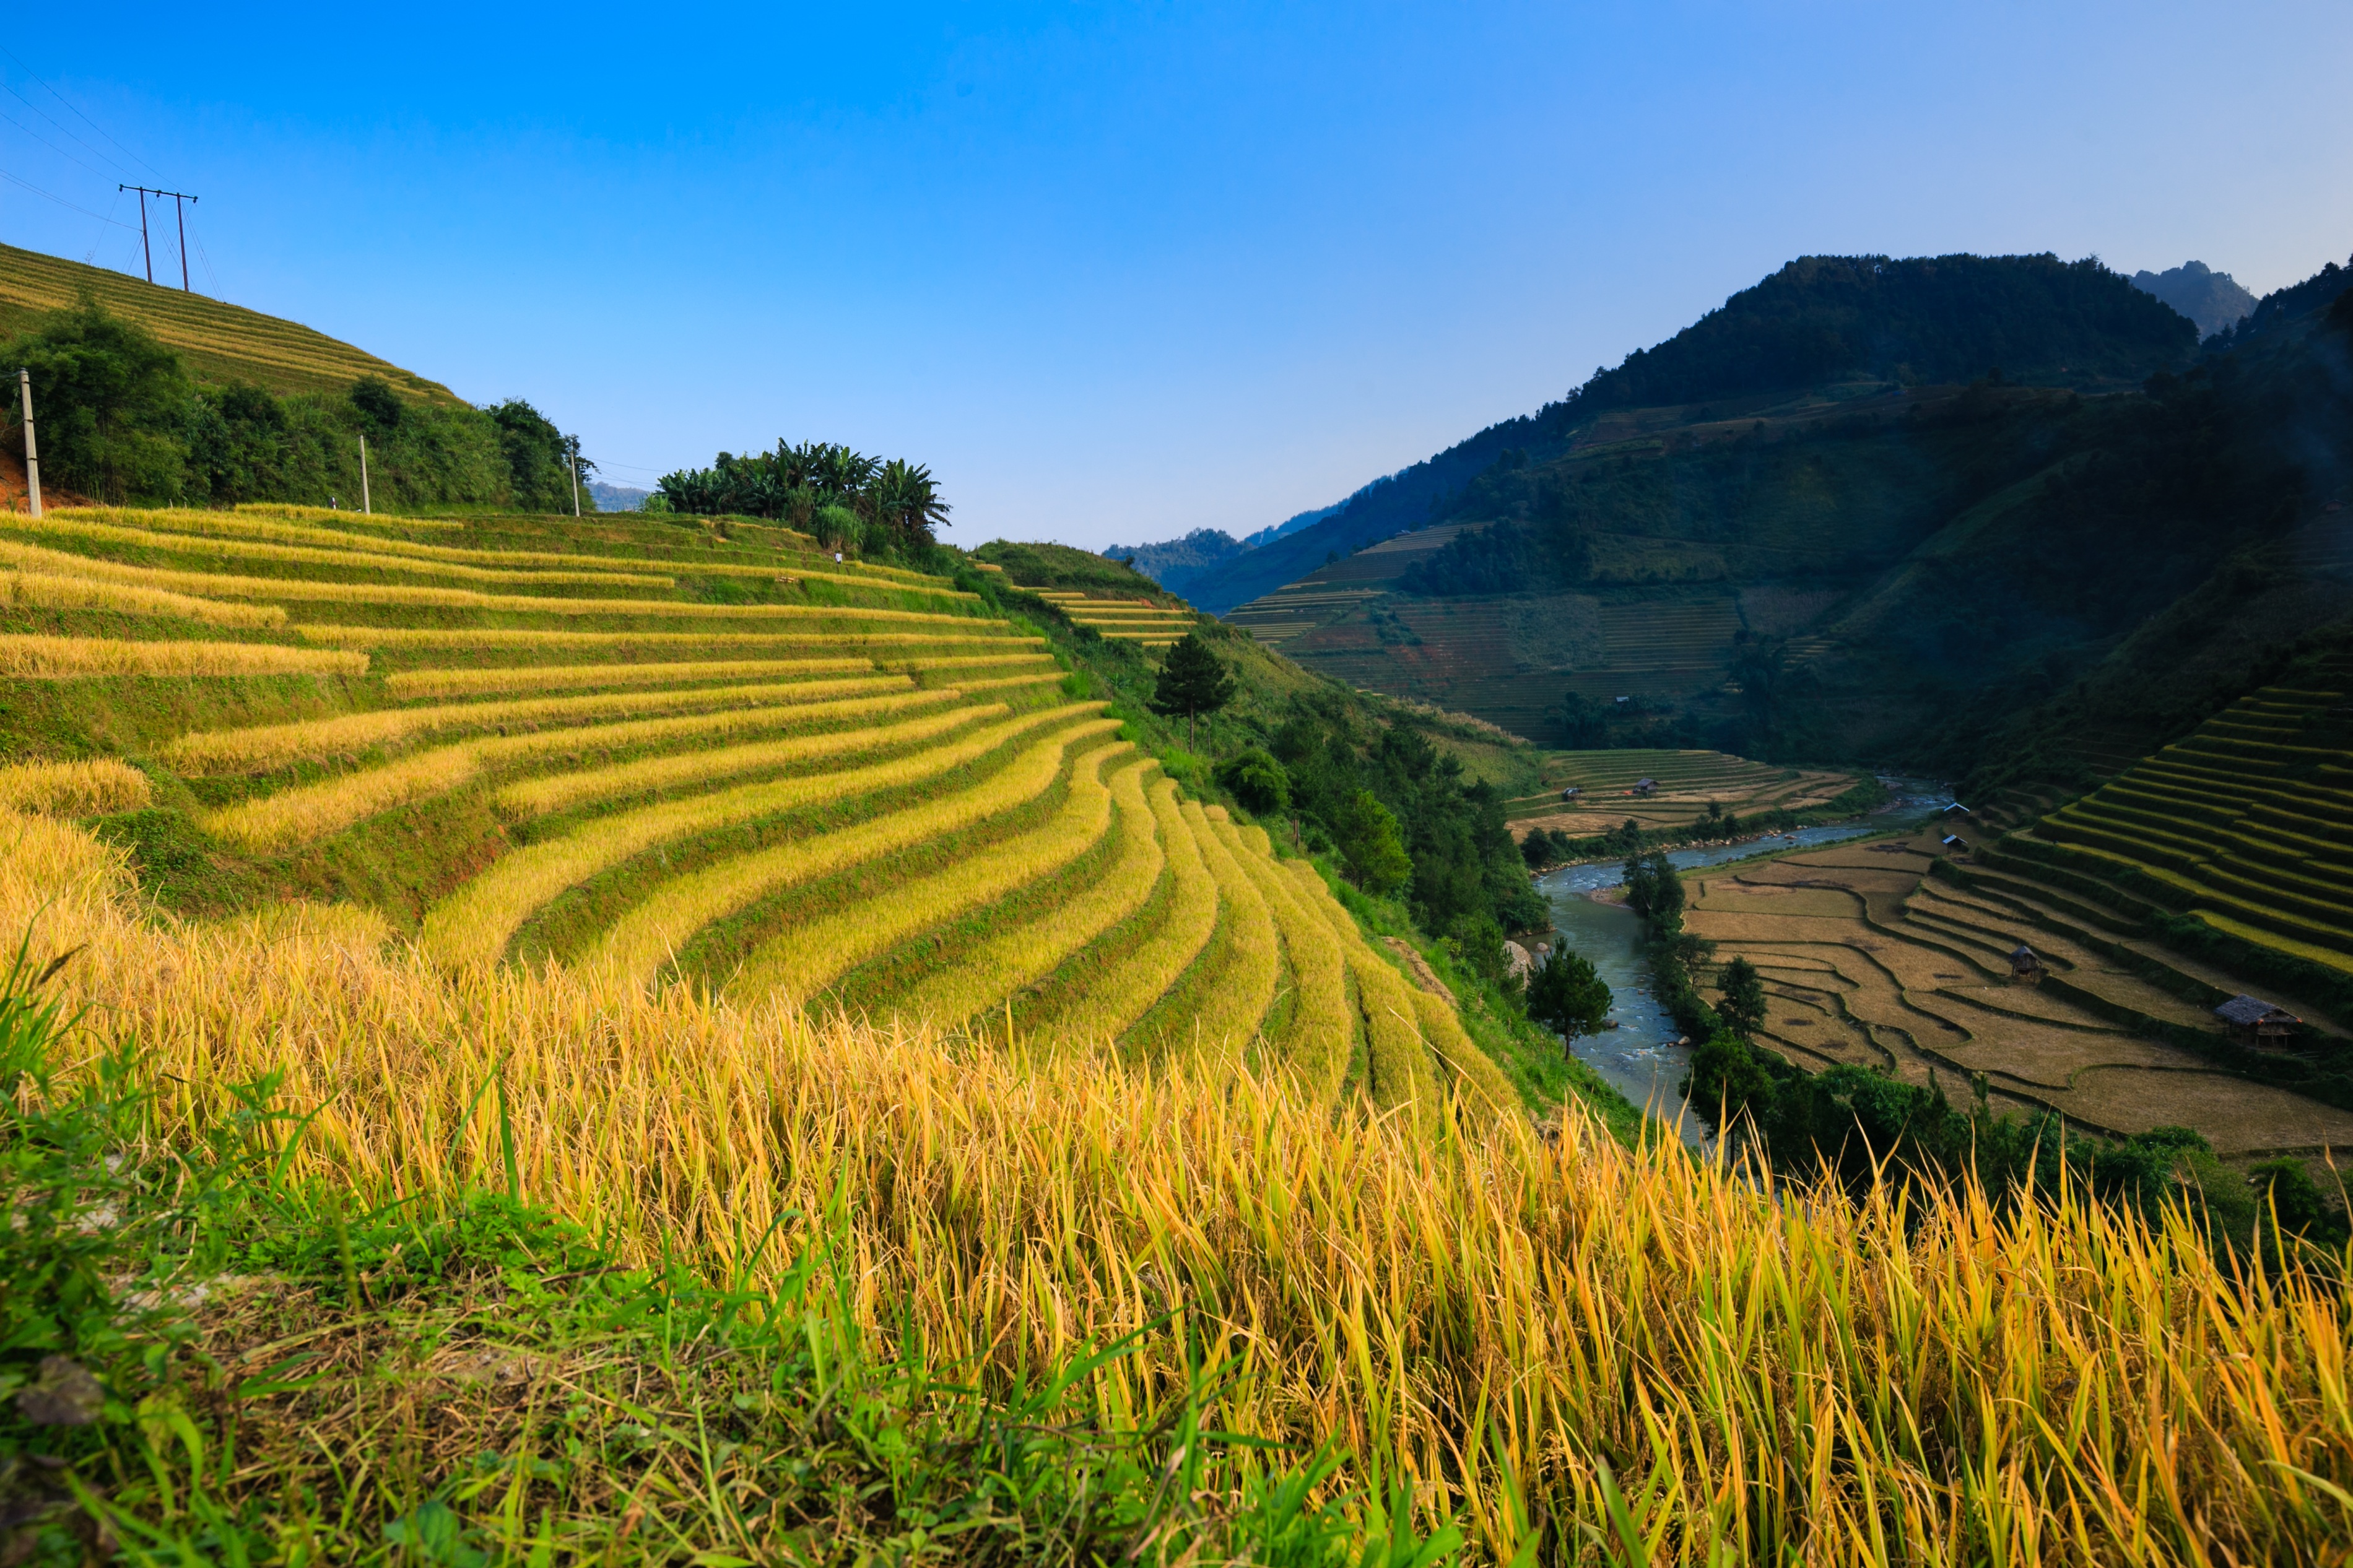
[360,434,371,514]
[568,439,581,518]
[17,370,40,519]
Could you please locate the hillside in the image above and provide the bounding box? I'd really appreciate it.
[0,503,1591,1125]
[2131,259,2259,338]
[0,241,461,405]
[1219,251,2353,763]
[1168,252,2193,614]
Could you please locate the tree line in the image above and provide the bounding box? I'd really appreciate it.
[656,443,950,557]
[2,299,588,513]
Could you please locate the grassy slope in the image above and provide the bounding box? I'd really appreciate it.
[0,241,462,405]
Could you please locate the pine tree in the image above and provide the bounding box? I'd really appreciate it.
[1716,955,1768,1039]
[1148,633,1236,746]
[1526,938,1612,1040]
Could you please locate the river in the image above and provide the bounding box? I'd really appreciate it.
[1533,782,1954,1143]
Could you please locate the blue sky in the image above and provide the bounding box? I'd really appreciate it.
[2,2,2348,550]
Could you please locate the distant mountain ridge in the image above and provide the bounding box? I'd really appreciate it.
[1158,251,2193,612]
[2131,261,2259,338]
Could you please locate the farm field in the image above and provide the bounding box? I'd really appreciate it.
[1508,747,1864,834]
[0,503,1517,1117]
[1681,820,2353,1159]
[0,240,461,404]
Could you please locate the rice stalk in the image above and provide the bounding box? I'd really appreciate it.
[385,656,874,700]
[0,569,287,628]
[1168,802,1278,1054]
[14,511,676,587]
[0,757,151,815]
[0,633,364,679]
[161,672,912,774]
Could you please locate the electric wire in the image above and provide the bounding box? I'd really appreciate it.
[0,45,157,178]
[0,105,123,183]
[0,167,139,228]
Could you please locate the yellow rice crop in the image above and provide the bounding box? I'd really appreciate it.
[0,757,151,815]
[1045,779,1220,1046]
[900,760,1167,1031]
[81,505,966,594]
[294,624,1028,650]
[489,700,996,819]
[230,503,466,530]
[202,693,973,852]
[14,513,676,587]
[162,673,912,774]
[0,569,287,628]
[882,652,1060,675]
[728,745,1133,1003]
[1170,802,1278,1053]
[947,671,1069,696]
[385,657,874,700]
[1214,817,1352,1101]
[18,807,2334,1564]
[0,633,365,678]
[422,706,1102,969]
[1286,859,1516,1114]
[591,717,1119,985]
[0,540,977,618]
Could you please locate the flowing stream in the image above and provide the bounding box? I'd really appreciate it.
[1533,782,1954,1143]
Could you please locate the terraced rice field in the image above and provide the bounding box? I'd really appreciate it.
[1996,662,2353,982]
[1032,590,1194,646]
[0,240,461,404]
[0,505,1509,1116]
[1508,748,1861,834]
[1680,824,2353,1159]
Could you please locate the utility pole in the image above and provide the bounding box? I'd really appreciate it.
[568,437,581,518]
[359,434,371,514]
[118,188,198,290]
[17,370,40,519]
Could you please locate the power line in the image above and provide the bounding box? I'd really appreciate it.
[0,44,156,178]
[0,79,134,180]
[1,167,139,228]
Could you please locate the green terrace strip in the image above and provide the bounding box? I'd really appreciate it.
[902,759,1169,1032]
[489,700,1000,818]
[728,745,1136,1003]
[385,656,876,700]
[0,568,290,627]
[63,505,972,594]
[598,717,1121,987]
[291,622,1023,650]
[0,539,980,612]
[162,672,914,774]
[203,691,974,852]
[0,633,366,678]
[8,513,678,588]
[422,704,1102,968]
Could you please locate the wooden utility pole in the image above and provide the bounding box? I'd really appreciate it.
[360,434,371,513]
[118,187,198,290]
[17,370,40,518]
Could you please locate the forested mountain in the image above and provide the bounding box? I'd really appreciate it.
[1180,252,2193,613]
[1229,250,2353,776]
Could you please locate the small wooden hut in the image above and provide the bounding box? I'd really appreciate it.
[2214,994,2300,1049]
[2007,944,2042,984]
[1631,778,1658,797]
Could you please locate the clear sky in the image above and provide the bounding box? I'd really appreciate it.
[3,2,2348,550]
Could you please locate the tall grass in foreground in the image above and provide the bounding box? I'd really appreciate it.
[8,809,2352,1564]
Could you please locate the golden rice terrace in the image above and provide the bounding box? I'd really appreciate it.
[0,504,1510,1109]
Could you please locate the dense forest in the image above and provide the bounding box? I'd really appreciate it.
[1,300,588,513]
